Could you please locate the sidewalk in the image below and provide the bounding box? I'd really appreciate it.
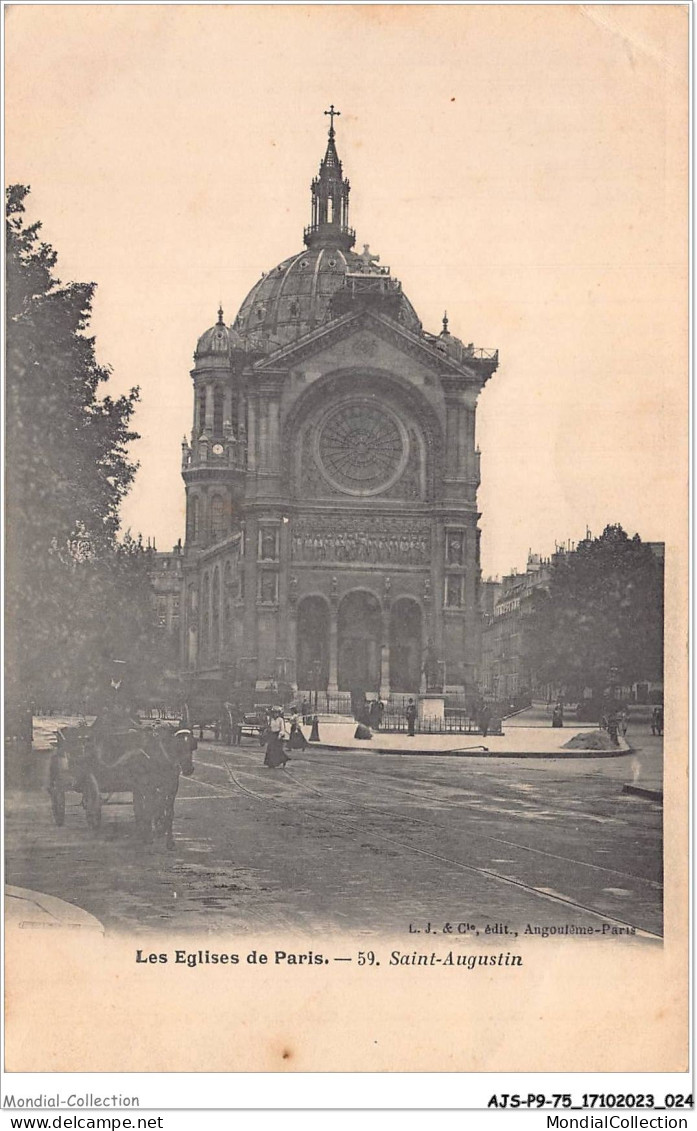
[5,885,104,932]
[303,720,631,758]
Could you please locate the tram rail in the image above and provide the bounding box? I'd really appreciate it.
[193,748,661,892]
[214,754,662,940]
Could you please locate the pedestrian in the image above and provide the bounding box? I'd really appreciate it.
[368,699,381,730]
[221,704,232,745]
[309,714,321,743]
[231,703,243,746]
[288,709,308,751]
[552,703,564,728]
[405,698,417,737]
[607,711,619,747]
[653,706,664,736]
[301,698,311,726]
[478,702,491,738]
[619,708,628,738]
[264,708,289,768]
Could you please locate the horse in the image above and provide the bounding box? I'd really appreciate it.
[130,723,196,849]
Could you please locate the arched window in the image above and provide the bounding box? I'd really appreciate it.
[213,387,224,436]
[187,496,199,544]
[211,495,226,543]
[197,387,207,434]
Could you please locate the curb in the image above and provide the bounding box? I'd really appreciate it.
[5,885,105,932]
[622,783,663,803]
[305,742,633,760]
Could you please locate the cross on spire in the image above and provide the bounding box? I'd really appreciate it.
[324,104,340,137]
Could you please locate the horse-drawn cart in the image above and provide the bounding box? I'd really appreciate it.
[49,723,143,829]
[48,720,196,845]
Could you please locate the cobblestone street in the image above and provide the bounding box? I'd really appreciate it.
[5,723,663,941]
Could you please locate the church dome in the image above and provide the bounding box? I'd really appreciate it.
[193,309,247,357]
[194,306,244,360]
[233,244,422,351]
[231,113,422,352]
[435,313,475,363]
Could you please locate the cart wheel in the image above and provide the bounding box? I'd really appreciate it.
[49,783,66,826]
[83,774,102,829]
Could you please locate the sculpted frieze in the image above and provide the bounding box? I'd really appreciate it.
[291,515,431,565]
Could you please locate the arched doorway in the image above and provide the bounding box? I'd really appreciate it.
[338,590,382,692]
[389,599,422,692]
[296,597,329,690]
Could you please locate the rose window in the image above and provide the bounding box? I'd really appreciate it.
[316,401,409,496]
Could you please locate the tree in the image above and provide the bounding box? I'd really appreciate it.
[56,535,182,710]
[5,184,142,711]
[526,525,664,702]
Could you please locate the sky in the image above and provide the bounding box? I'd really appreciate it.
[5,4,687,578]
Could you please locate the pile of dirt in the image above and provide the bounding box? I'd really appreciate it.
[563,729,618,751]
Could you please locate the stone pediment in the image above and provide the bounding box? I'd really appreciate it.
[251,309,493,386]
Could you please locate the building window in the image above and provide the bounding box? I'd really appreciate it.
[445,575,464,608]
[213,387,224,436]
[211,495,226,543]
[446,529,465,567]
[156,596,167,628]
[171,597,180,632]
[187,496,199,543]
[197,387,207,433]
[258,526,279,561]
[258,571,278,604]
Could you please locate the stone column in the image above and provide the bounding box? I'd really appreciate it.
[246,398,257,470]
[328,605,339,693]
[445,399,458,477]
[259,401,269,470]
[379,607,391,700]
[268,399,281,473]
[457,404,466,476]
[464,404,476,480]
[287,605,298,691]
[432,521,445,675]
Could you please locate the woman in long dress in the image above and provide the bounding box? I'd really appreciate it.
[264,709,289,768]
[288,710,308,751]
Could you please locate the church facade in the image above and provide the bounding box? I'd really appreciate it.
[179,112,498,703]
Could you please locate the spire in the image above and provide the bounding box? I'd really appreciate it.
[442,311,449,335]
[304,107,355,251]
[217,303,224,326]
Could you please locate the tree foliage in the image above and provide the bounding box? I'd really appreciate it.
[5,185,176,712]
[526,525,664,699]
